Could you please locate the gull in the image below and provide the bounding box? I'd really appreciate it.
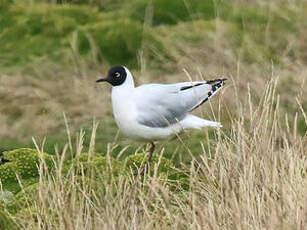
[96,66,226,167]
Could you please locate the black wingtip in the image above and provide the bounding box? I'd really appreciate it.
[206,78,228,84]
[220,78,228,86]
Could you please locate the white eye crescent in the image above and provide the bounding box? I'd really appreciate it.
[115,72,120,78]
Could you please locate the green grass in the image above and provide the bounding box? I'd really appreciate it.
[1,1,302,70]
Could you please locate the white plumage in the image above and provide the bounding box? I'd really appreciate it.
[97,66,226,142]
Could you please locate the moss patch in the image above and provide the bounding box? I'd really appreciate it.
[0,148,53,193]
[69,152,124,177]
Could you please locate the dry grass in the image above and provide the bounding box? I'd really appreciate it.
[6,78,306,230]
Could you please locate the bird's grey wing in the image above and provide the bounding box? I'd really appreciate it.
[135,79,226,128]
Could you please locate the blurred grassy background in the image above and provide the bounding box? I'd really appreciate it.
[0,0,306,160]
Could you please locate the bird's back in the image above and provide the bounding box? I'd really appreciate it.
[133,80,225,128]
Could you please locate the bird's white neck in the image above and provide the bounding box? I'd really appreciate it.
[115,66,135,90]
[111,67,135,102]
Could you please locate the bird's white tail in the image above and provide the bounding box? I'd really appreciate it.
[180,114,222,130]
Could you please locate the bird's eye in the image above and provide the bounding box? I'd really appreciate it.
[115,72,120,78]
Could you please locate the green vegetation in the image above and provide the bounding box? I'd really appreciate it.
[1,147,188,225]
[0,0,307,228]
[0,210,16,230]
[0,148,53,193]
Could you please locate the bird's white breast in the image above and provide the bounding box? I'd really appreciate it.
[111,86,138,135]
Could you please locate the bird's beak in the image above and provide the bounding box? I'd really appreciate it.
[96,76,108,83]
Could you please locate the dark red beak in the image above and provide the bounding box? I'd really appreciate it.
[96,77,108,83]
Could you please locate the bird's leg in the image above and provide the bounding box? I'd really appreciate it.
[148,142,155,163]
[143,142,155,174]
[135,142,155,176]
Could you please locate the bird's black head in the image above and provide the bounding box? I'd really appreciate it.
[96,66,127,86]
